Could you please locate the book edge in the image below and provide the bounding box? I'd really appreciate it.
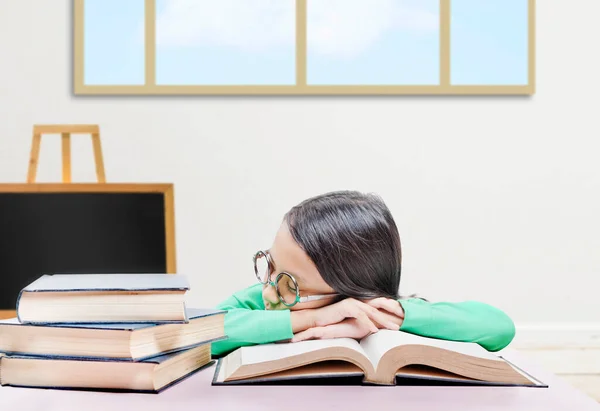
[20,287,190,293]
[210,352,549,388]
[20,274,190,293]
[19,319,190,325]
[498,356,548,387]
[0,360,216,393]
[0,309,225,329]
[0,335,228,362]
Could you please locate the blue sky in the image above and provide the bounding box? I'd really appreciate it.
[84,0,529,87]
[84,0,145,85]
[307,0,440,85]
[451,0,529,85]
[154,0,296,85]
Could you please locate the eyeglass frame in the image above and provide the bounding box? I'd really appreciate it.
[253,250,339,307]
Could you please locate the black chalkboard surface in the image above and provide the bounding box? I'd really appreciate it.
[0,184,176,316]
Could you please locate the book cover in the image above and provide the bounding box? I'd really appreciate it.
[19,273,190,293]
[1,308,223,331]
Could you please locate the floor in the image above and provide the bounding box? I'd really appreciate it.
[517,348,600,401]
[560,375,600,401]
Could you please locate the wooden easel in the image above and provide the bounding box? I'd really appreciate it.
[27,124,106,183]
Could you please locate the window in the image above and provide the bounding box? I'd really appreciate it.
[451,0,530,85]
[155,0,297,86]
[82,0,145,86]
[307,0,441,86]
[74,0,535,95]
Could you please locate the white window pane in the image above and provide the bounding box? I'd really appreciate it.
[84,0,145,85]
[451,0,529,85]
[307,0,440,85]
[156,0,296,85]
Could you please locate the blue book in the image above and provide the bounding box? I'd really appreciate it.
[16,274,190,325]
[0,308,226,361]
[0,343,215,393]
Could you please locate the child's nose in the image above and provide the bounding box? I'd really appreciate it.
[262,285,281,308]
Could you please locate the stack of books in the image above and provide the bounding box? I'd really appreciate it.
[0,273,226,393]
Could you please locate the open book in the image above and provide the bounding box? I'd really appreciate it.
[213,330,546,387]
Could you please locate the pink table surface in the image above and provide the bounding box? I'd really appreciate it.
[1,349,598,411]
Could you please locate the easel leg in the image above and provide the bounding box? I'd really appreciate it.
[91,132,106,183]
[61,132,72,183]
[27,132,42,183]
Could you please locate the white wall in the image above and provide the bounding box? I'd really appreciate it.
[1,1,599,331]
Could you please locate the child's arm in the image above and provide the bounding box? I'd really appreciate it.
[398,298,516,352]
[211,284,294,356]
[212,285,515,355]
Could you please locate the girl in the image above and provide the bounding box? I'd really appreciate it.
[212,191,515,357]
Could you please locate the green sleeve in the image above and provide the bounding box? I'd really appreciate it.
[211,284,293,357]
[211,284,515,356]
[398,298,515,352]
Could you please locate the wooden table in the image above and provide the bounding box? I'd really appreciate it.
[1,350,598,411]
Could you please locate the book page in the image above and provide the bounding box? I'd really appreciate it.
[360,330,502,370]
[240,338,366,366]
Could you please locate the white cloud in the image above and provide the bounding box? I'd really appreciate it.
[308,0,438,58]
[155,0,438,58]
[156,0,295,52]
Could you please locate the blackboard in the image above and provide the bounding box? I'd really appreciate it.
[0,184,176,315]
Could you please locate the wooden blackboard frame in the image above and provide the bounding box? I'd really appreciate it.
[0,183,177,319]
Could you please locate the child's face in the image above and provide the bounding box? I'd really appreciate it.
[262,223,337,311]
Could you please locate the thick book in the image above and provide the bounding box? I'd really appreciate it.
[0,308,226,361]
[16,274,190,324]
[0,343,213,393]
[212,330,547,387]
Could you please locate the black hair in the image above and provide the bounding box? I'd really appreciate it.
[283,190,402,300]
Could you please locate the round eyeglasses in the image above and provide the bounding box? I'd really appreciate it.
[253,250,339,307]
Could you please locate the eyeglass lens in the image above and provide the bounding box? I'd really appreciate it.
[275,273,299,306]
[254,253,271,283]
[254,252,299,306]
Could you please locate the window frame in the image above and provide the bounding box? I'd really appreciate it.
[73,0,536,95]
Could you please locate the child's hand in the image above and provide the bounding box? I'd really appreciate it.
[363,297,405,330]
[290,298,400,343]
[292,318,377,342]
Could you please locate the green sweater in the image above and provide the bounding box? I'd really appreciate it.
[211,284,515,356]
